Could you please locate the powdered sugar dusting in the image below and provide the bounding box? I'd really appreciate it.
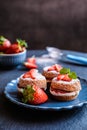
[43,66,58,74]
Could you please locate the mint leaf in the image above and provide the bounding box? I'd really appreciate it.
[60,68,70,74]
[60,67,77,79]
[68,72,77,79]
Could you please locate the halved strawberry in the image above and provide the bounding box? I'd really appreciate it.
[55,64,62,72]
[29,69,38,79]
[48,65,55,71]
[48,64,62,72]
[24,62,38,69]
[22,85,48,105]
[27,57,36,64]
[62,74,72,81]
[23,69,38,79]
[57,74,72,81]
[23,71,31,78]
[57,74,65,80]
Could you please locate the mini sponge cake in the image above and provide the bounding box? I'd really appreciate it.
[50,68,81,101]
[42,64,62,83]
[18,69,47,94]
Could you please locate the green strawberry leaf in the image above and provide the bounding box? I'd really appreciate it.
[22,85,35,103]
[0,36,6,44]
[68,72,77,79]
[16,38,28,48]
[0,52,4,55]
[60,68,70,74]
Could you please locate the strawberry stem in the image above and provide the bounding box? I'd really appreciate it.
[16,38,28,48]
[22,85,35,103]
[0,36,6,44]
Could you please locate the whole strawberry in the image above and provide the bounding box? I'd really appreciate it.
[0,36,11,52]
[6,38,27,54]
[22,85,48,105]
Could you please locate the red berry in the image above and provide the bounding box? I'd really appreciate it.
[0,36,11,52]
[48,65,55,71]
[55,64,62,72]
[27,57,36,64]
[48,64,62,72]
[23,69,38,79]
[24,62,37,69]
[57,74,72,81]
[57,74,65,80]
[22,85,48,105]
[63,74,72,81]
[6,44,22,54]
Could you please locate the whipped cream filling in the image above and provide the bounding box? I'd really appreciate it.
[52,77,80,84]
[50,89,79,96]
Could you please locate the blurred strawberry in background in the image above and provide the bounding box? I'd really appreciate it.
[0,36,11,52]
[24,57,38,69]
[6,39,28,54]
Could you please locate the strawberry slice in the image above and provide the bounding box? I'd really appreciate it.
[24,57,38,69]
[57,74,65,80]
[23,69,38,79]
[48,64,62,71]
[29,69,38,79]
[27,57,36,64]
[55,64,62,72]
[63,74,72,81]
[57,74,72,81]
[22,85,48,105]
[24,62,38,69]
[23,71,31,78]
[48,65,55,71]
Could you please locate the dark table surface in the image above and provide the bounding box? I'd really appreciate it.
[0,50,87,130]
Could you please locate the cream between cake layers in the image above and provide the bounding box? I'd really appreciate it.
[50,68,81,101]
[18,69,47,93]
[42,64,62,83]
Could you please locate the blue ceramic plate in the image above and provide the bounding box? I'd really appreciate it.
[4,78,87,111]
[60,54,87,66]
